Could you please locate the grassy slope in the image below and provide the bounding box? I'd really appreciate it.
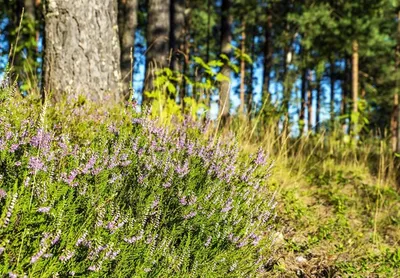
[254,143,400,277]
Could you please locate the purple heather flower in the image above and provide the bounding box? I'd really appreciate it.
[37,207,51,214]
[0,188,7,200]
[76,232,88,246]
[3,193,18,227]
[0,247,5,254]
[9,143,19,153]
[8,272,17,278]
[82,155,97,174]
[221,198,233,213]
[59,250,75,262]
[28,157,45,173]
[255,148,267,166]
[162,181,171,188]
[204,236,212,247]
[183,211,197,219]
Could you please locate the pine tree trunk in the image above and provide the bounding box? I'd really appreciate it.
[307,71,313,133]
[239,20,246,114]
[330,57,335,129]
[42,0,122,102]
[247,26,256,119]
[143,0,170,102]
[392,10,400,153]
[262,8,273,99]
[170,0,185,72]
[118,0,138,99]
[316,79,321,133]
[351,40,359,135]
[206,0,211,63]
[299,48,307,136]
[341,56,350,134]
[219,0,232,124]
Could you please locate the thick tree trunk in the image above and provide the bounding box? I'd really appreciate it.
[218,0,233,124]
[143,0,170,102]
[118,0,138,99]
[170,0,185,72]
[262,8,273,99]
[43,0,121,102]
[239,20,246,114]
[351,40,359,135]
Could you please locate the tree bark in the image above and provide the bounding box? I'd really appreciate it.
[170,0,185,72]
[352,40,359,135]
[307,71,313,133]
[330,57,335,129]
[341,56,350,134]
[392,10,400,153]
[42,0,122,102]
[118,0,138,99]
[143,0,170,102]
[218,0,233,123]
[299,48,307,136]
[262,7,273,99]
[316,79,321,133]
[239,20,246,114]
[206,0,211,63]
[247,25,256,119]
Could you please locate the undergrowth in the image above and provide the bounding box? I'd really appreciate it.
[0,82,277,277]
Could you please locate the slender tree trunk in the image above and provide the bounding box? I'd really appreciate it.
[247,26,256,119]
[206,0,211,63]
[299,48,307,136]
[307,71,313,133]
[352,40,359,135]
[262,8,273,99]
[341,56,350,134]
[42,0,121,102]
[330,57,335,129]
[316,79,321,133]
[392,10,400,153]
[118,0,138,99]
[218,0,233,124]
[239,20,246,114]
[143,0,170,102]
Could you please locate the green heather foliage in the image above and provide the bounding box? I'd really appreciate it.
[0,80,276,277]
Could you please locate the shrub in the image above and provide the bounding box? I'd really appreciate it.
[0,84,277,277]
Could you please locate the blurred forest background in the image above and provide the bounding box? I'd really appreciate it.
[1,0,400,151]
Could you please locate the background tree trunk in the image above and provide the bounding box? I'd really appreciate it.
[316,79,321,133]
[262,8,273,99]
[170,0,185,72]
[143,0,170,102]
[392,10,400,152]
[239,20,246,114]
[118,0,138,99]
[352,40,359,135]
[218,0,232,124]
[307,71,313,133]
[43,0,121,102]
[330,57,335,129]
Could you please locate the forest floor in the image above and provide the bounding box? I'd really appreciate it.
[264,155,400,277]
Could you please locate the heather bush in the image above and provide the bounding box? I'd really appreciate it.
[0,83,277,277]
